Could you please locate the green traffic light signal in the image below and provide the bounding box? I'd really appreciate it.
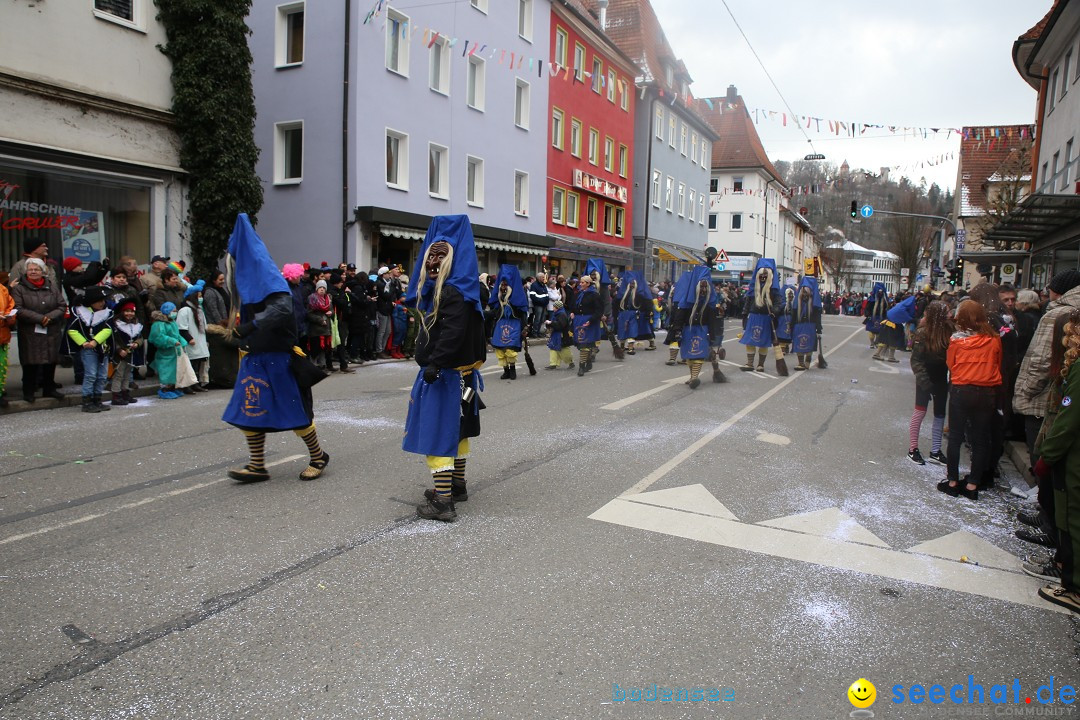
[850,201,858,218]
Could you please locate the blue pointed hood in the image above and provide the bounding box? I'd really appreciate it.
[870,282,887,300]
[584,258,610,285]
[674,266,716,308]
[226,214,290,305]
[618,271,653,302]
[406,214,484,317]
[748,258,780,300]
[489,264,528,313]
[797,276,822,309]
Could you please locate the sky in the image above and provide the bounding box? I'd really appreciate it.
[649,0,1049,193]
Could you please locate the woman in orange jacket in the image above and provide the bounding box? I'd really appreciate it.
[0,278,16,408]
[939,300,1002,500]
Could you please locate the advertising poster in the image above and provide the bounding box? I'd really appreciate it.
[61,210,104,264]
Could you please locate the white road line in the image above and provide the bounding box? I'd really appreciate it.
[0,454,308,546]
[621,326,864,497]
[601,377,687,411]
[718,360,775,379]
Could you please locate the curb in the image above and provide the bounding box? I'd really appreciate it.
[0,357,411,416]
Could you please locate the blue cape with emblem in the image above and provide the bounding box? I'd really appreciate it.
[673,266,716,308]
[406,214,484,318]
[488,264,528,313]
[584,258,611,285]
[226,214,290,305]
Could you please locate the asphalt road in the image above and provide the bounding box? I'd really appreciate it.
[1,314,1076,719]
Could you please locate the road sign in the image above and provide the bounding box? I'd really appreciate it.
[955,229,966,251]
[900,268,910,278]
[716,263,726,272]
[1000,263,1017,283]
[716,248,730,264]
[799,206,808,216]
[860,205,874,218]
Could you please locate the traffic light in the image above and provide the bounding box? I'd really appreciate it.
[850,201,858,218]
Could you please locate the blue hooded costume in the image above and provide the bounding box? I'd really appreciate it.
[673,266,717,360]
[791,276,823,354]
[776,284,797,344]
[584,258,614,327]
[863,282,889,334]
[740,258,781,348]
[488,264,528,350]
[616,271,646,341]
[222,214,313,432]
[402,215,487,459]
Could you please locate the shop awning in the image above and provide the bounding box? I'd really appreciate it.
[548,234,644,259]
[653,241,701,264]
[475,238,546,256]
[379,224,426,241]
[981,193,1080,249]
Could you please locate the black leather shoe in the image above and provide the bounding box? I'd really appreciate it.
[937,479,960,497]
[1016,527,1056,548]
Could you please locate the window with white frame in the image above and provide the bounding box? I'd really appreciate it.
[709,178,718,193]
[1064,51,1073,96]
[552,108,565,149]
[574,43,586,82]
[586,198,597,232]
[701,141,708,167]
[428,143,449,199]
[467,56,486,110]
[668,116,676,147]
[570,118,582,157]
[691,132,698,163]
[515,79,530,129]
[1065,139,1074,189]
[677,182,686,216]
[615,207,625,237]
[588,128,599,165]
[708,214,718,230]
[655,107,664,139]
[604,137,615,172]
[274,121,303,183]
[652,170,661,207]
[607,70,616,102]
[514,171,529,215]
[429,36,450,94]
[275,3,305,66]
[466,155,484,207]
[688,190,696,221]
[1052,151,1060,185]
[699,196,705,224]
[518,0,533,41]
[665,176,674,211]
[591,58,603,93]
[552,186,566,225]
[680,124,688,156]
[94,0,143,28]
[386,129,408,189]
[554,27,568,67]
[620,81,629,111]
[731,213,742,230]
[733,176,743,192]
[385,9,409,76]
[470,0,488,11]
[618,145,628,178]
[1050,69,1059,110]
[567,192,580,228]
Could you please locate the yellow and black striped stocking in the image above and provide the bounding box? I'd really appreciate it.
[433,468,453,500]
[689,360,703,381]
[241,431,266,471]
[293,424,324,464]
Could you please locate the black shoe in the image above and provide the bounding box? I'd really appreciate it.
[425,484,468,503]
[666,360,677,366]
[688,378,700,389]
[1022,559,1062,583]
[1016,526,1056,548]
[81,398,100,413]
[577,363,585,377]
[22,393,35,404]
[44,390,64,401]
[229,466,270,483]
[937,479,960,497]
[93,395,111,411]
[959,485,978,501]
[927,450,947,466]
[544,365,558,370]
[508,365,517,379]
[907,449,926,465]
[584,360,593,372]
[1017,509,1042,529]
[500,367,511,379]
[417,494,456,522]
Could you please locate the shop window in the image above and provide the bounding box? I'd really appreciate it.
[0,162,151,271]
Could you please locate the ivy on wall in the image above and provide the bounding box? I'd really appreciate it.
[155,0,262,276]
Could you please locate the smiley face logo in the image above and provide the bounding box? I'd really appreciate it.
[847,679,876,709]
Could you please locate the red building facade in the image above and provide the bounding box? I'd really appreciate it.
[545,0,637,276]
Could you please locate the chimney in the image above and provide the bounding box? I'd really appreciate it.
[726,84,737,103]
[597,0,609,30]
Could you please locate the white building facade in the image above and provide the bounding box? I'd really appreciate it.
[0,0,186,271]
